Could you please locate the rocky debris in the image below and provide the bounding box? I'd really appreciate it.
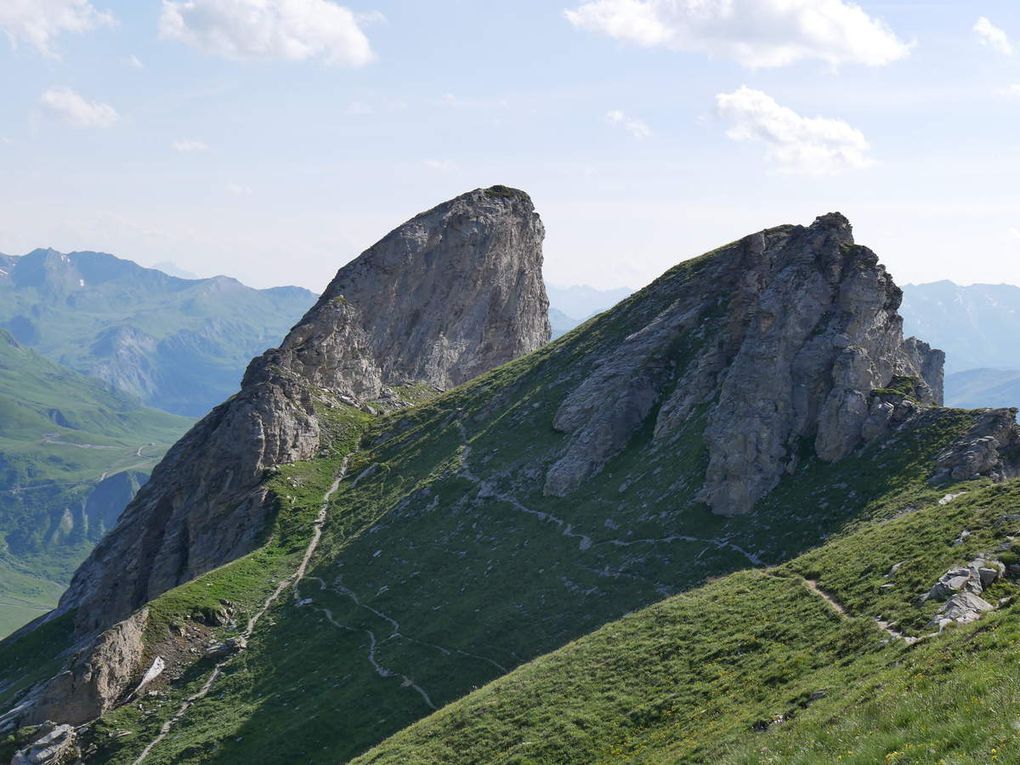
[10,722,80,765]
[545,213,943,514]
[931,408,1020,485]
[204,637,247,658]
[48,186,549,641]
[923,556,1005,630]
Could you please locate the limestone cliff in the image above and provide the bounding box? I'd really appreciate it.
[545,213,944,515]
[54,186,549,637]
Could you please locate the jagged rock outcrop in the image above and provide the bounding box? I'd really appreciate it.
[52,186,548,640]
[10,722,80,765]
[545,213,943,515]
[931,408,1020,485]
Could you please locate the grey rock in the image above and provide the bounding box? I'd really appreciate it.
[931,408,1020,485]
[544,213,943,514]
[8,610,149,728]
[49,187,548,641]
[926,568,980,601]
[929,590,995,630]
[10,723,79,765]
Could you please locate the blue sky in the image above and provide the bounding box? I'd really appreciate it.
[1,0,1018,292]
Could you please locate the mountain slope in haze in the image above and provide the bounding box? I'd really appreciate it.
[901,281,1020,410]
[0,249,315,416]
[0,331,191,636]
[546,283,633,339]
[545,283,632,320]
[0,209,975,764]
[900,281,1020,374]
[945,367,1020,410]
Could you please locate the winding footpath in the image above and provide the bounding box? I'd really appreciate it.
[131,455,351,764]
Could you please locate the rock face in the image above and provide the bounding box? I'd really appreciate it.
[931,408,1020,485]
[545,213,943,515]
[10,722,80,765]
[53,186,549,638]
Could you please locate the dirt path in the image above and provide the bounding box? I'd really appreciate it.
[131,455,351,764]
[797,576,921,645]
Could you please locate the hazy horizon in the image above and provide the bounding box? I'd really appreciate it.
[1,2,1018,292]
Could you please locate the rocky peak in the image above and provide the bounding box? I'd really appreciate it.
[545,213,944,515]
[247,185,549,400]
[53,186,549,638]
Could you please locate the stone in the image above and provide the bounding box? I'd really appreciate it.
[926,568,978,601]
[544,213,943,514]
[978,563,1005,589]
[929,591,995,630]
[10,723,79,765]
[931,408,1020,486]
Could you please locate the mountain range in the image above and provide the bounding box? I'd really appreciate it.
[900,281,1020,412]
[4,190,1020,765]
[0,331,190,637]
[0,248,315,417]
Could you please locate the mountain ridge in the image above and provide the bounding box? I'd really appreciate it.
[7,204,1016,765]
[0,248,316,416]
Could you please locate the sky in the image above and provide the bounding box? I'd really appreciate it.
[0,0,1018,293]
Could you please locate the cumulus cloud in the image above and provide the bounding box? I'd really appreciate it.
[159,0,376,66]
[172,138,210,152]
[974,17,1013,57]
[715,86,872,175]
[40,87,118,128]
[606,109,651,139]
[565,0,910,68]
[0,0,113,56]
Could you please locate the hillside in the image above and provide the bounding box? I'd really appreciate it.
[1,208,987,765]
[0,249,315,416]
[0,331,191,636]
[357,456,1020,764]
[945,368,1020,411]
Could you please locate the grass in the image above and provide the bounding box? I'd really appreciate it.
[355,479,1020,765]
[0,331,192,636]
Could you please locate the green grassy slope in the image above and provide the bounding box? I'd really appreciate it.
[356,476,1020,765]
[0,248,314,416]
[63,282,987,764]
[0,331,191,635]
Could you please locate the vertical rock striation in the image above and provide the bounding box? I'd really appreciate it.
[54,186,549,638]
[545,213,944,515]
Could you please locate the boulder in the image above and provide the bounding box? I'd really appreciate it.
[10,723,79,765]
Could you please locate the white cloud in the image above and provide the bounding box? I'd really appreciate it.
[159,0,376,66]
[605,109,651,139]
[40,87,118,128]
[1011,228,1020,241]
[227,183,253,195]
[126,53,144,68]
[0,0,113,56]
[974,17,1014,57]
[716,86,872,175]
[1000,84,1020,98]
[565,0,910,68]
[172,138,210,152]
